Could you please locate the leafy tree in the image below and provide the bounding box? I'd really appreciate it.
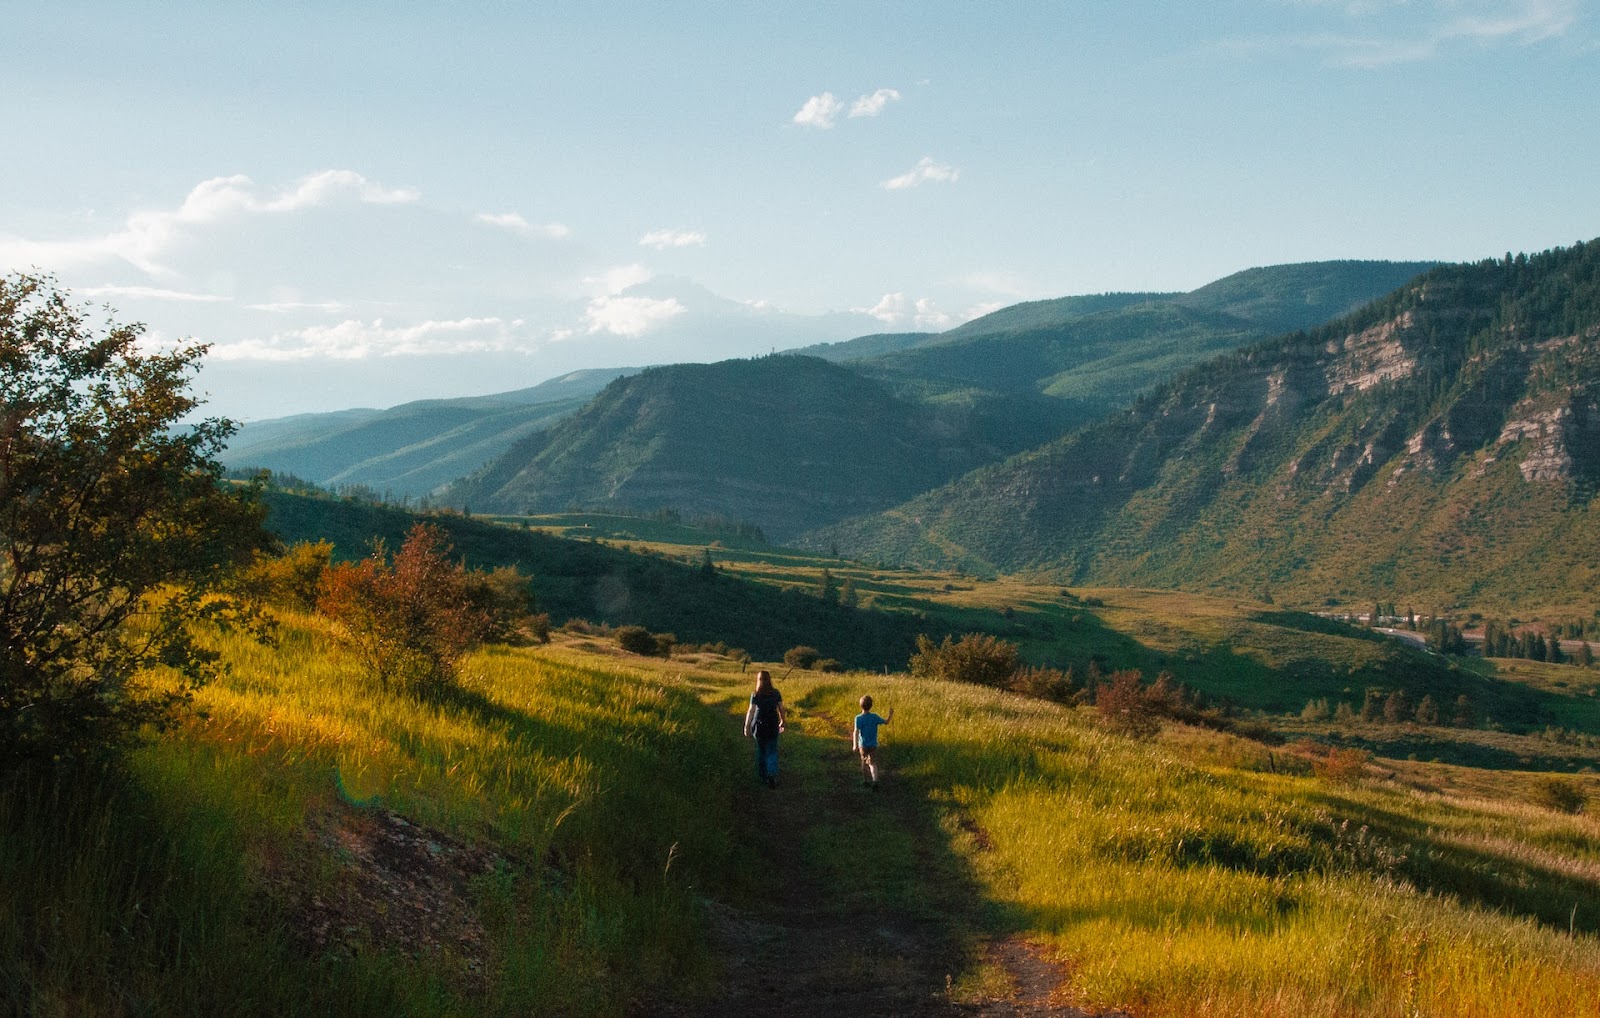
[0,275,268,763]
[908,633,1019,688]
[317,524,489,695]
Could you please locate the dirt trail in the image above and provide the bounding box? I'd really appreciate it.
[680,688,1094,1017]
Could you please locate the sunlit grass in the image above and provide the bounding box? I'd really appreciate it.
[782,672,1600,1017]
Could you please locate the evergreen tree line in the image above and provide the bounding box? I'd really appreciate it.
[1301,689,1475,728]
[1480,619,1596,666]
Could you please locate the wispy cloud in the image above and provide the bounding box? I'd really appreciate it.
[1235,0,1579,67]
[881,157,960,191]
[212,316,516,361]
[583,295,686,337]
[245,300,349,313]
[474,211,571,239]
[639,229,707,250]
[849,88,902,118]
[792,91,845,128]
[0,170,420,276]
[78,284,230,303]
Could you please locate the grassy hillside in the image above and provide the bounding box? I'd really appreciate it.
[814,241,1600,613]
[261,490,941,671]
[8,617,1600,1015]
[443,355,1070,539]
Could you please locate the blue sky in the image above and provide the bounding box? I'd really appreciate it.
[3,1,1595,418]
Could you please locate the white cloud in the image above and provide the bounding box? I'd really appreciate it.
[583,295,686,337]
[586,263,654,296]
[212,316,517,361]
[474,211,571,239]
[78,284,230,303]
[881,157,960,191]
[849,88,902,118]
[0,170,420,277]
[245,300,348,313]
[792,91,845,128]
[1234,0,1578,66]
[639,229,708,250]
[856,293,1001,330]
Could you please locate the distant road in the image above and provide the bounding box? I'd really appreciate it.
[1374,627,1429,650]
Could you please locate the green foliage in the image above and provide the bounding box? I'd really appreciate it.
[234,539,334,610]
[908,633,1020,687]
[261,490,937,672]
[783,645,821,669]
[0,275,269,765]
[316,524,488,695]
[614,625,659,656]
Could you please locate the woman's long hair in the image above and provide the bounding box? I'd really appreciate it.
[753,669,773,694]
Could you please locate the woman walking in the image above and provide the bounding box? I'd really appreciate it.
[743,670,786,788]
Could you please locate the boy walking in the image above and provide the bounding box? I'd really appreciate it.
[852,695,894,790]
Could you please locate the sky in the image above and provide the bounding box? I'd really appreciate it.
[3,1,1596,420]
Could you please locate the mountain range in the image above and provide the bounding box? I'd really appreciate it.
[809,241,1600,611]
[229,259,1432,529]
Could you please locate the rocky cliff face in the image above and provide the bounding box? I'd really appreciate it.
[812,241,1600,608]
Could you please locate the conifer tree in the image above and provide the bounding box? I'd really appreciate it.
[1414,694,1440,726]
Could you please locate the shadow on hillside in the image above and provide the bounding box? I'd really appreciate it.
[1305,791,1600,936]
[697,685,1027,1012]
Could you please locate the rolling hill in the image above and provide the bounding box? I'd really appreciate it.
[442,355,1071,538]
[441,261,1438,537]
[221,368,633,497]
[810,241,1600,612]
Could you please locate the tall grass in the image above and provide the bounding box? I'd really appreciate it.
[796,675,1600,1017]
[2,613,752,1015]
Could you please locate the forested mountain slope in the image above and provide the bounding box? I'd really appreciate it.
[850,260,1438,423]
[812,242,1600,611]
[444,355,1070,538]
[222,368,632,497]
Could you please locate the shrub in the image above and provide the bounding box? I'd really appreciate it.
[234,540,333,610]
[615,625,658,656]
[1095,670,1160,739]
[814,658,844,674]
[316,524,488,696]
[1531,776,1587,815]
[1010,664,1076,702]
[784,645,821,669]
[654,632,677,659]
[462,565,540,643]
[1313,746,1372,784]
[908,633,1019,687]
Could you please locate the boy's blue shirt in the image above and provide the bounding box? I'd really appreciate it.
[854,711,887,747]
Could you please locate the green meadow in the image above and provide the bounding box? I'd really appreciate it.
[6,597,1600,1015]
